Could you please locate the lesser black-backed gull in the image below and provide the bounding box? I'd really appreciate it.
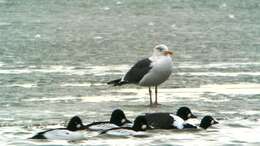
[108,44,173,106]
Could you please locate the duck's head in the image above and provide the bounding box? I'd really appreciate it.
[132,115,150,131]
[67,116,85,131]
[176,106,197,121]
[199,116,218,129]
[110,109,131,126]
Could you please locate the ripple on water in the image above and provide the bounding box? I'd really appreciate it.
[0,65,129,76]
[178,62,260,69]
[3,83,37,88]
[60,83,91,87]
[176,72,260,77]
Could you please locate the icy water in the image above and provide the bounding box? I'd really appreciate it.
[1,0,260,145]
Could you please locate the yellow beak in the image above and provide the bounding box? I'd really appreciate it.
[164,51,174,56]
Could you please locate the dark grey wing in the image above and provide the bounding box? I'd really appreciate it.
[145,113,175,129]
[123,58,152,84]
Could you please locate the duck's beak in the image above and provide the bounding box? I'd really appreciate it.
[213,120,219,124]
[164,51,174,56]
[189,113,197,119]
[79,126,86,130]
[125,119,132,124]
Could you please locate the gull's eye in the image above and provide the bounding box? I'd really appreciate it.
[157,47,164,51]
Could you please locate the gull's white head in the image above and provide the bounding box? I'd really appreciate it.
[153,44,173,57]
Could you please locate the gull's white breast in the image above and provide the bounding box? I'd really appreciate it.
[139,56,173,86]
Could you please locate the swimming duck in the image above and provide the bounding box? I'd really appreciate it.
[145,106,197,129]
[30,116,85,140]
[148,114,218,130]
[100,115,150,137]
[85,109,131,131]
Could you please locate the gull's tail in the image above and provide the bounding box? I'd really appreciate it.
[107,79,127,86]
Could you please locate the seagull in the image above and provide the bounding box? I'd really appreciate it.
[108,44,173,106]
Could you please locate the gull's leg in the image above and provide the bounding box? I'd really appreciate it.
[149,87,153,106]
[154,85,158,105]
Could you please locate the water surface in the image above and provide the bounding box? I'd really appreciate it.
[0,0,260,145]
